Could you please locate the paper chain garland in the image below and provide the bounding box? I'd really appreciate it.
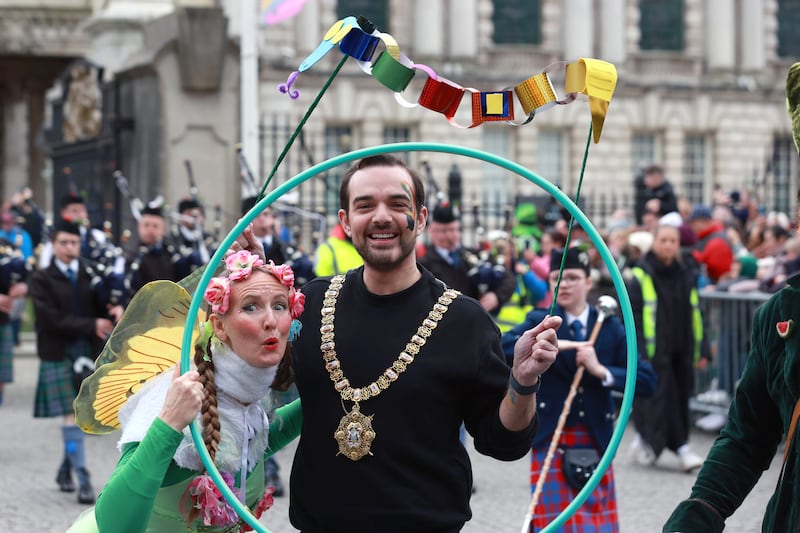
[279,15,618,142]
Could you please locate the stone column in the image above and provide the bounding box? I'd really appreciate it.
[294,0,320,55]
[447,0,477,59]
[599,0,625,64]
[83,0,174,77]
[413,0,443,57]
[2,85,28,197]
[739,0,764,71]
[25,83,48,205]
[705,0,735,69]
[563,0,593,59]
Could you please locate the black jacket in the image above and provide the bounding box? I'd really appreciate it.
[29,261,108,362]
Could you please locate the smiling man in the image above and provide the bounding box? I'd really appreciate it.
[289,154,562,532]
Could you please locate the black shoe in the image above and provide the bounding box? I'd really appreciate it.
[266,474,285,497]
[77,483,95,504]
[56,459,75,493]
[76,468,95,504]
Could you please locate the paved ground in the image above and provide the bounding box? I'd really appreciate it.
[2,333,779,532]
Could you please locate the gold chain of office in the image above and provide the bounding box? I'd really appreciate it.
[321,274,459,460]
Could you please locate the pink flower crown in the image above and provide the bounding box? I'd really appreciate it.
[203,250,305,318]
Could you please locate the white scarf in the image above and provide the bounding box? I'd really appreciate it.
[118,346,277,475]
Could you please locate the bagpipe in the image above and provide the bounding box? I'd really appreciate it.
[237,146,316,287]
[10,187,46,248]
[466,230,510,297]
[84,255,128,311]
[114,170,220,290]
[0,241,33,295]
[284,241,315,287]
[171,160,220,279]
[71,227,130,310]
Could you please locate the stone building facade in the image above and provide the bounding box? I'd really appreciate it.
[259,0,800,238]
[1,0,798,243]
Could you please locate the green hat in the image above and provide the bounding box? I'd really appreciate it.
[738,255,758,279]
[514,202,538,225]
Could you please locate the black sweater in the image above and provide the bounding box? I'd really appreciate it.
[290,265,537,532]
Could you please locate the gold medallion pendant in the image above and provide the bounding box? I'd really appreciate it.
[334,403,375,461]
[322,274,458,461]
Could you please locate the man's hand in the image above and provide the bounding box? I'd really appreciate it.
[95,318,114,339]
[9,282,27,299]
[107,304,124,324]
[511,315,562,386]
[575,343,607,380]
[479,291,500,313]
[159,364,203,432]
[0,294,12,314]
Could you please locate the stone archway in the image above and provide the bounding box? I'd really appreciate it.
[0,55,76,218]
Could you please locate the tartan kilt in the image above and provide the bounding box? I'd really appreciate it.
[0,323,14,384]
[34,338,93,418]
[529,425,619,533]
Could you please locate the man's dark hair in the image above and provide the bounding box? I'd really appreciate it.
[339,154,425,212]
[643,164,664,176]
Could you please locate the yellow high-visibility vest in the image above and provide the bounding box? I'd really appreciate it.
[631,267,703,361]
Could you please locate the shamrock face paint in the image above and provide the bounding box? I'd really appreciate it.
[401,182,416,231]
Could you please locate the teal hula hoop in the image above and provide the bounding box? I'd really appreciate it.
[180,141,638,533]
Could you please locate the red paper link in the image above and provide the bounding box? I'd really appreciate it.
[418,77,465,118]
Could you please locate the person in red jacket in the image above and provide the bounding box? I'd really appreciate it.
[687,204,733,283]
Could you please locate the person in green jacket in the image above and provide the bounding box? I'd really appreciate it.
[68,248,304,533]
[663,61,800,533]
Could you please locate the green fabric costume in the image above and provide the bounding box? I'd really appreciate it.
[665,59,800,533]
[663,274,800,532]
[68,400,301,533]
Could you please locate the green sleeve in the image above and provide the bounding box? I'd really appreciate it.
[95,418,185,533]
[664,302,784,532]
[265,398,302,456]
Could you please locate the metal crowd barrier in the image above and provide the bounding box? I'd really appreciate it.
[691,290,771,415]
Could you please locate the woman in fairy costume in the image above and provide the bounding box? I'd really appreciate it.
[69,246,304,532]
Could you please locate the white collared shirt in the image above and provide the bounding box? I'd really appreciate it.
[54,258,79,279]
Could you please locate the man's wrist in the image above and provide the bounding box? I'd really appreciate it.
[509,372,541,395]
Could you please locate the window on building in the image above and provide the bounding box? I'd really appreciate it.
[382,126,411,162]
[778,0,800,58]
[492,0,541,45]
[683,134,708,205]
[337,0,388,31]
[639,0,684,51]
[324,125,354,216]
[771,135,798,217]
[632,132,658,177]
[537,129,564,189]
[482,128,513,230]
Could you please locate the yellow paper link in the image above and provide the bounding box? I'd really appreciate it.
[514,73,558,116]
[377,32,400,60]
[564,58,618,142]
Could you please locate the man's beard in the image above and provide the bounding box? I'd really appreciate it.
[354,233,417,272]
